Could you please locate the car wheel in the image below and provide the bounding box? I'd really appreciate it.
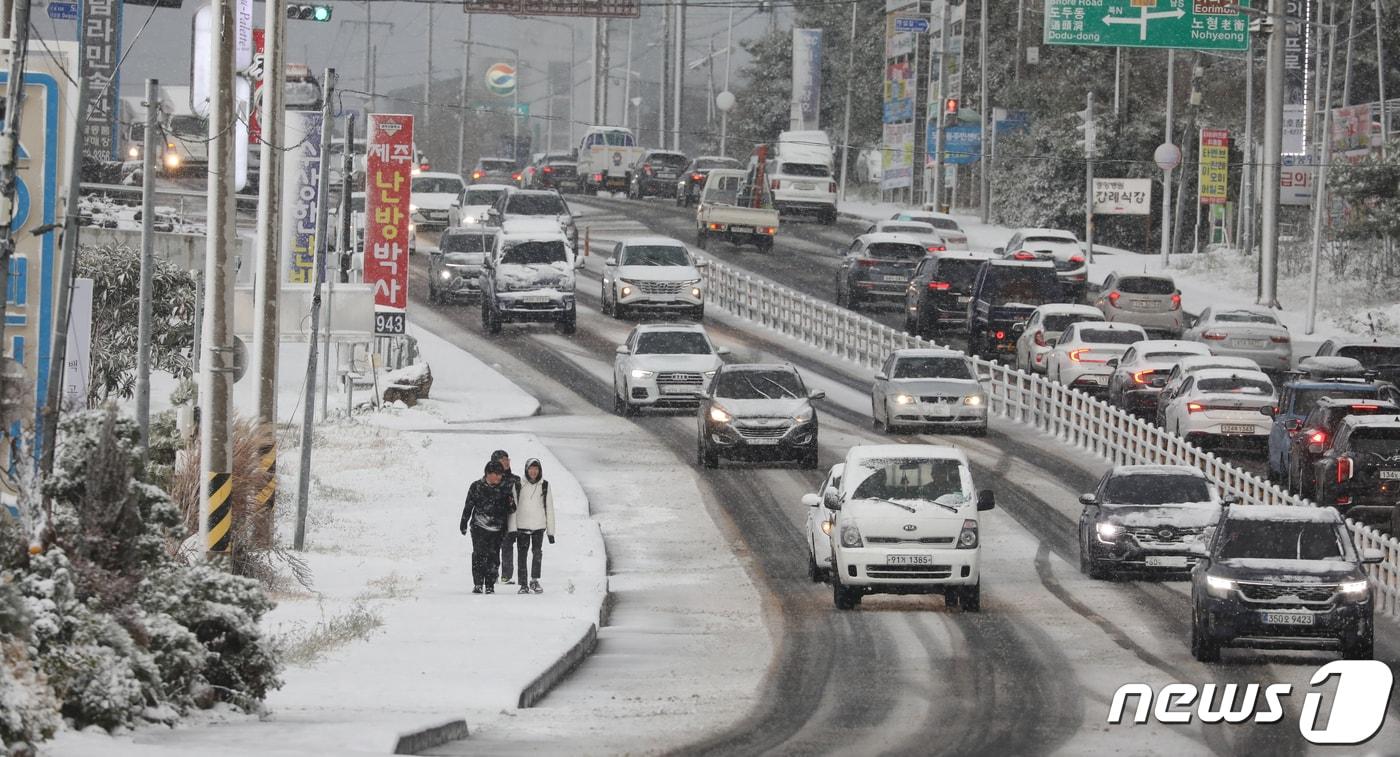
[612,384,627,415]
[1191,607,1222,663]
[832,571,860,610]
[757,238,773,253]
[556,313,577,336]
[698,435,719,469]
[807,548,825,584]
[820,208,837,226]
[1078,529,1091,575]
[958,581,981,612]
[944,588,961,608]
[967,423,988,437]
[696,229,709,250]
[1341,628,1374,660]
[1087,553,1111,580]
[482,301,502,335]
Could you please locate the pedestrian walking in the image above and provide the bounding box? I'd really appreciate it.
[491,450,523,584]
[508,458,556,594]
[461,460,516,594]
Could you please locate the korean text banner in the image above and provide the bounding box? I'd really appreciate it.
[280,111,323,285]
[365,114,414,334]
[791,28,822,130]
[1198,128,1229,205]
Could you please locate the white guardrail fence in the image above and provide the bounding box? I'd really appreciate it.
[700,259,1400,620]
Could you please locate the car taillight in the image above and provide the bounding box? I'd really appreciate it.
[1170,293,1182,311]
[770,179,780,190]
[1011,251,1037,260]
[1270,334,1290,343]
[1069,255,1085,264]
[928,280,951,290]
[926,245,945,253]
[1201,330,1227,340]
[643,163,653,175]
[1033,330,1047,347]
[1353,404,1379,411]
[542,166,554,173]
[762,226,778,235]
[856,259,878,267]
[1108,291,1121,305]
[1308,430,1327,445]
[995,330,1006,341]
[472,171,483,180]
[512,172,522,181]
[594,173,604,182]
[1338,457,1354,482]
[1069,348,1106,364]
[1187,402,1206,413]
[1131,370,1153,384]
[691,173,704,181]
[828,181,837,193]
[420,163,430,171]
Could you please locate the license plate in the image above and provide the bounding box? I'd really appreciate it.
[883,275,905,282]
[794,182,815,191]
[1221,424,1256,435]
[1261,611,1315,626]
[887,554,933,566]
[957,296,972,304]
[661,385,694,394]
[729,225,753,234]
[927,404,952,418]
[1234,339,1268,349]
[1082,375,1107,385]
[1381,470,1400,480]
[1132,300,1155,308]
[1145,555,1188,568]
[745,438,780,446]
[523,296,549,304]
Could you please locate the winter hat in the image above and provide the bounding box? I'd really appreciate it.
[484,460,505,476]
[491,450,511,465]
[524,458,542,483]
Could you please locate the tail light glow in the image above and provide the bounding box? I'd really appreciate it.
[691,173,704,181]
[1131,370,1154,384]
[1308,430,1327,445]
[1201,330,1227,340]
[472,171,483,180]
[1011,251,1037,261]
[995,330,1006,341]
[770,179,781,190]
[643,163,654,176]
[542,166,554,174]
[1187,402,1206,413]
[857,259,878,267]
[1353,404,1380,411]
[1108,291,1121,305]
[1069,348,1106,364]
[1069,255,1085,264]
[926,245,946,253]
[1170,293,1182,310]
[828,181,837,193]
[1338,457,1354,482]
[927,280,951,291]
[1033,330,1047,347]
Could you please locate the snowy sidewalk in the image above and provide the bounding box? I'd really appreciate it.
[49,328,604,756]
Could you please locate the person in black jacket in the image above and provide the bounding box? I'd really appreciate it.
[490,450,523,584]
[461,460,516,594]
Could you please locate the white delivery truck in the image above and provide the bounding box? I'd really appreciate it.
[577,126,643,194]
[765,129,838,224]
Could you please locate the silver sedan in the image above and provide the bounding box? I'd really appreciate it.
[871,348,988,434]
[1183,306,1293,373]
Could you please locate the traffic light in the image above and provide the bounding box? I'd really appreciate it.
[287,3,332,21]
[943,97,959,119]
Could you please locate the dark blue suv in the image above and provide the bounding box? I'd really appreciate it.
[1265,358,1397,482]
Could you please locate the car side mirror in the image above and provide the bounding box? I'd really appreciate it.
[992,246,1005,255]
[450,201,461,209]
[1221,495,1239,507]
[1285,418,1303,431]
[1078,493,1098,506]
[1011,322,1027,335]
[1363,548,1384,565]
[574,256,586,269]
[823,487,841,510]
[874,373,888,381]
[1186,541,1210,558]
[430,251,443,261]
[715,346,731,356]
[1105,358,1119,368]
[1307,443,1325,454]
[615,345,630,355]
[801,493,821,508]
[604,258,618,266]
[694,258,709,268]
[976,490,996,511]
[809,390,826,401]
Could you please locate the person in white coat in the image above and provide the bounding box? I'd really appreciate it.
[508,458,556,594]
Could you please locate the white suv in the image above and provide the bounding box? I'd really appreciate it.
[601,237,706,320]
[767,158,837,224]
[612,324,728,414]
[808,444,996,611]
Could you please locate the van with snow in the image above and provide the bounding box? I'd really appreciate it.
[810,444,996,611]
[768,130,837,224]
[480,228,583,336]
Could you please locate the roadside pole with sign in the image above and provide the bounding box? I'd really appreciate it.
[1196,128,1228,254]
[364,114,413,336]
[1092,176,1153,260]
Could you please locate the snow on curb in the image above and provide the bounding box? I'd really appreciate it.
[391,718,471,754]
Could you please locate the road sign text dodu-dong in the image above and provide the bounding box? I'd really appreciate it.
[365,114,414,335]
[1044,0,1251,51]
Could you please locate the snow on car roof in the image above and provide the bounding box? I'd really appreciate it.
[724,362,796,373]
[1075,321,1146,331]
[1223,505,1341,523]
[466,183,513,191]
[1191,367,1273,382]
[1339,414,1400,428]
[937,249,995,261]
[1135,340,1211,353]
[623,236,687,248]
[988,259,1055,269]
[876,220,936,231]
[1035,304,1101,315]
[846,444,968,466]
[416,171,463,180]
[890,347,967,359]
[1015,227,1078,239]
[634,322,708,334]
[1176,355,1260,371]
[859,232,929,246]
[1328,338,1400,348]
[1110,464,1207,477]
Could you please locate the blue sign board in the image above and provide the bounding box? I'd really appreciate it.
[47,2,78,20]
[926,124,982,166]
[894,16,929,33]
[883,98,914,124]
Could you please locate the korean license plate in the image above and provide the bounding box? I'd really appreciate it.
[1132,300,1155,309]
[926,403,952,418]
[729,225,754,234]
[957,296,972,304]
[794,182,815,191]
[886,553,933,566]
[1234,339,1268,349]
[1082,375,1107,385]
[661,385,694,394]
[1221,424,1256,435]
[523,295,550,304]
[1145,555,1188,568]
[745,438,780,446]
[1380,470,1400,480]
[1261,611,1314,626]
[883,275,905,282]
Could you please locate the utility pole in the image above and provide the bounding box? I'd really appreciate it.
[1084,92,1095,265]
[978,0,990,223]
[673,0,686,150]
[660,2,671,141]
[1341,0,1356,105]
[423,5,433,135]
[1160,49,1175,268]
[1308,0,1337,333]
[600,19,610,125]
[200,0,238,558]
[322,113,352,420]
[458,14,471,172]
[931,1,950,212]
[363,0,373,111]
[1258,0,1284,306]
[1171,55,1201,259]
[136,78,158,448]
[622,19,633,129]
[252,0,285,548]
[39,77,87,488]
[1373,0,1388,156]
[294,68,335,551]
[837,1,856,204]
[1241,35,1255,257]
[1014,0,1024,83]
[0,0,33,387]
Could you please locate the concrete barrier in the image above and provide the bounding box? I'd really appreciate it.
[82,227,256,283]
[392,718,471,755]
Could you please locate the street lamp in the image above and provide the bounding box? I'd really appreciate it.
[517,16,578,147]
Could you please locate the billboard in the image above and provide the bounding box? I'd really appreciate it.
[791,28,823,130]
[883,62,914,123]
[77,0,122,161]
[1283,0,1310,153]
[365,114,414,335]
[280,111,323,285]
[1092,178,1152,215]
[1198,128,1229,205]
[881,122,914,190]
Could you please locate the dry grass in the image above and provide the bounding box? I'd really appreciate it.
[170,416,278,578]
[274,602,385,667]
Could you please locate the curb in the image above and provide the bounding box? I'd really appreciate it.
[392,719,471,755]
[517,519,611,709]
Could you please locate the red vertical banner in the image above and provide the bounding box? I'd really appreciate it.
[365,114,414,334]
[249,28,264,145]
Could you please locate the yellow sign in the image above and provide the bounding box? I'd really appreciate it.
[1198,128,1229,205]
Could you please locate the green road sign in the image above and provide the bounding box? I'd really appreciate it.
[1044,0,1251,51]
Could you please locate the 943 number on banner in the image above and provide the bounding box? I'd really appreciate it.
[375,311,406,335]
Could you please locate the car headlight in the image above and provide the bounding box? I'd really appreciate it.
[410,203,419,213]
[1096,522,1123,540]
[463,216,478,224]
[164,153,181,167]
[821,520,832,535]
[703,370,717,378]
[439,270,451,280]
[127,146,139,158]
[839,523,864,548]
[964,393,985,406]
[793,407,814,424]
[893,393,916,405]
[692,287,703,299]
[1340,579,1369,595]
[620,286,633,297]
[708,405,733,424]
[630,369,656,379]
[957,519,979,549]
[1205,575,1236,595]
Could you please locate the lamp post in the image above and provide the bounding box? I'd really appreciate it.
[520,16,578,146]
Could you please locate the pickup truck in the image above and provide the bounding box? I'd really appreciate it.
[694,169,779,253]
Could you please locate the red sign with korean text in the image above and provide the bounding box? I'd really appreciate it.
[365,114,414,334]
[249,28,264,145]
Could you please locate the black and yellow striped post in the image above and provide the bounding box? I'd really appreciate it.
[207,472,232,553]
[253,444,276,547]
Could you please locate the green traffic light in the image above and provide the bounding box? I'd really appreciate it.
[312,5,331,21]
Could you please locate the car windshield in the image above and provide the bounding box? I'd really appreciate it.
[705,176,742,204]
[601,130,635,146]
[990,270,1059,305]
[170,115,207,135]
[413,177,462,194]
[1348,426,1400,455]
[713,370,803,400]
[442,252,483,266]
[1043,313,1103,332]
[634,331,712,355]
[903,215,960,231]
[500,241,567,265]
[1197,376,1275,395]
[893,357,974,380]
[935,259,984,290]
[1079,328,1142,345]
[849,458,968,504]
[506,194,567,215]
[1024,235,1076,245]
[1117,277,1175,295]
[622,245,689,267]
[1214,311,1279,325]
[480,159,515,172]
[440,233,493,253]
[646,153,688,168]
[781,162,830,177]
[1336,345,1400,370]
[884,224,933,235]
[465,189,503,205]
[1292,387,1378,415]
[697,158,739,170]
[1103,474,1211,505]
[1217,521,1348,561]
[866,243,925,261]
